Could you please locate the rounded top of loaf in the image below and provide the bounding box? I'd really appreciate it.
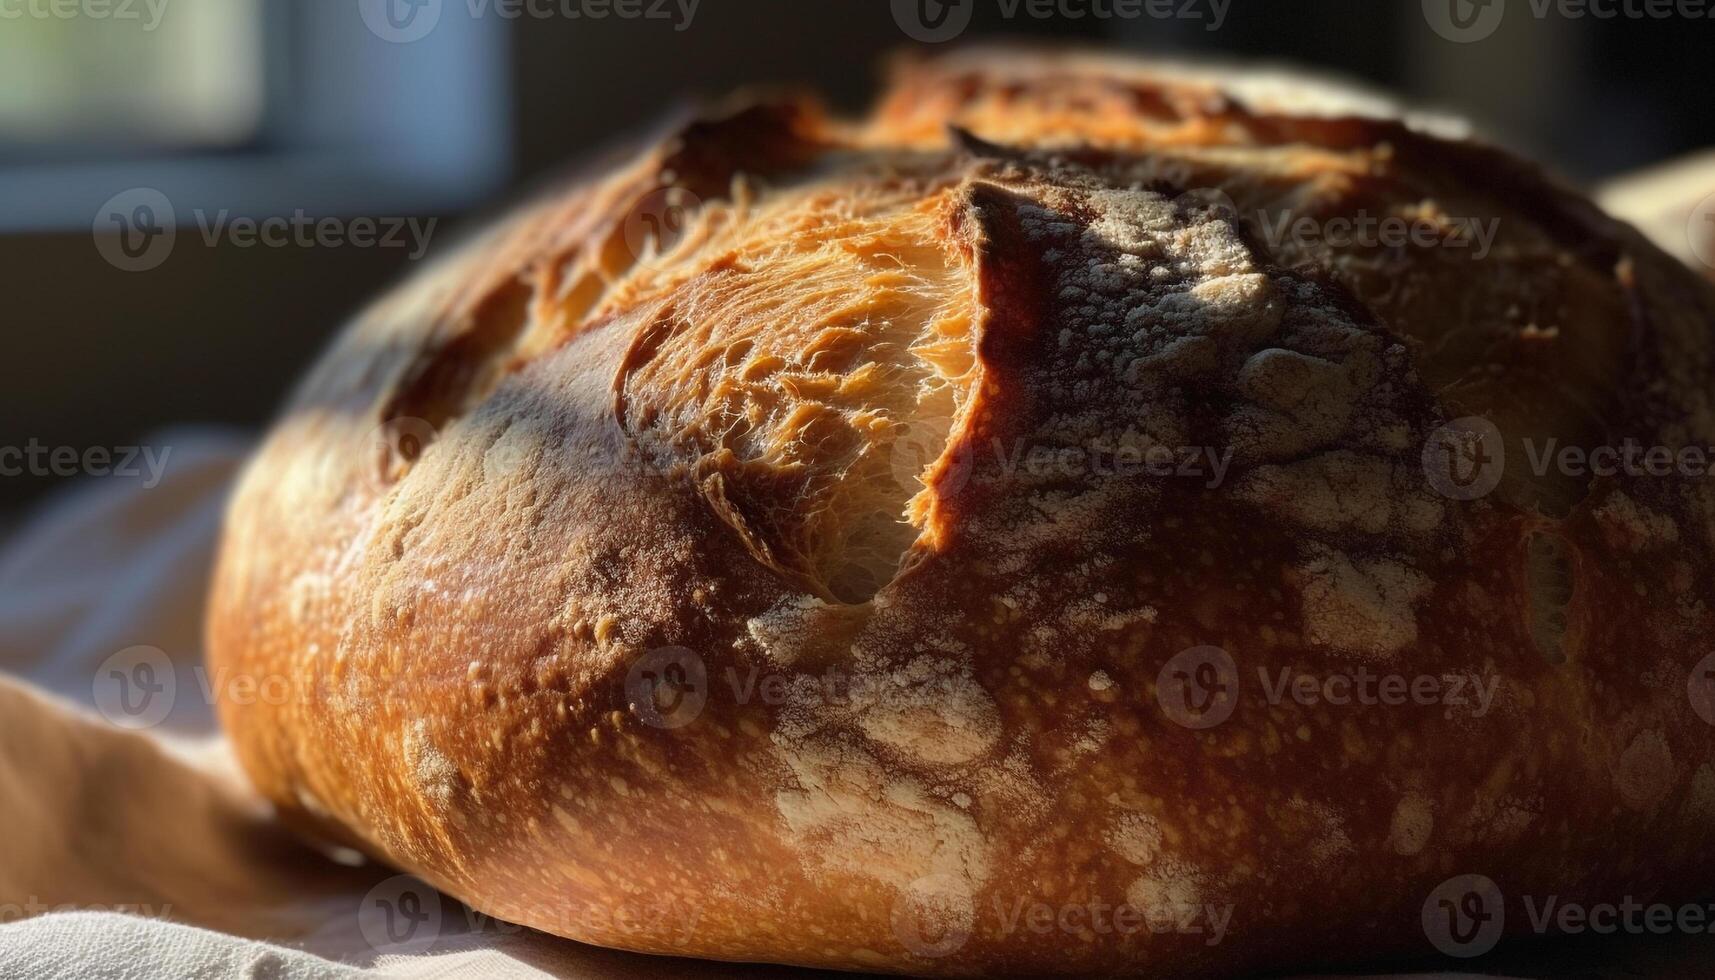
[207,47,1715,976]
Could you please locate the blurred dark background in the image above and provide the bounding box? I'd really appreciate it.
[2,0,1711,510]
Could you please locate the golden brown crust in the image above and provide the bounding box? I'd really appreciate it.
[208,49,1715,976]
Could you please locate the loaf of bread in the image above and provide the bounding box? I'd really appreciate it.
[207,49,1715,976]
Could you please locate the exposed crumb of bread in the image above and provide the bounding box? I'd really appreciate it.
[614,176,979,605]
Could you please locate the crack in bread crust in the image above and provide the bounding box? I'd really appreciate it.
[611,176,978,604]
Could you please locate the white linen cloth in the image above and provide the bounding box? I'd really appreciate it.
[0,428,1691,978]
[0,430,807,979]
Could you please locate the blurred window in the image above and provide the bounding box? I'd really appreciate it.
[0,0,264,154]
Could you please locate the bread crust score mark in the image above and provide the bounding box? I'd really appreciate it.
[207,49,1715,977]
